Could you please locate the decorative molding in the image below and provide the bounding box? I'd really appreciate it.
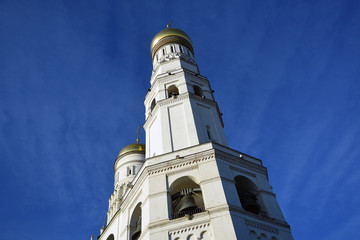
[148,152,215,176]
[215,151,268,176]
[169,222,211,236]
[245,219,279,235]
[158,94,189,107]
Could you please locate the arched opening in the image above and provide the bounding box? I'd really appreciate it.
[168,85,179,98]
[169,176,205,219]
[106,234,114,240]
[150,99,156,112]
[260,233,269,240]
[193,85,202,97]
[129,202,142,240]
[234,176,261,215]
[249,231,258,240]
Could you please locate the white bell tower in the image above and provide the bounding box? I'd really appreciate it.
[144,26,228,158]
[95,25,294,240]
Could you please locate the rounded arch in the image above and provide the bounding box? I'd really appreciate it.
[169,175,200,190]
[169,176,205,219]
[260,233,269,240]
[187,234,197,240]
[106,234,114,240]
[168,85,179,98]
[234,175,261,215]
[129,202,142,240]
[200,231,210,239]
[249,230,258,240]
[193,85,202,97]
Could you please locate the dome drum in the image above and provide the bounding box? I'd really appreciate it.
[151,36,194,60]
[114,143,145,171]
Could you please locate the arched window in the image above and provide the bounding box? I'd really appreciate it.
[150,99,156,112]
[260,233,269,240]
[106,234,114,240]
[169,176,205,219]
[162,48,166,56]
[168,85,179,98]
[171,45,174,53]
[193,85,202,97]
[234,176,261,215]
[130,202,142,240]
[249,231,258,240]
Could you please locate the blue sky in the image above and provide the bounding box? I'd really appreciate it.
[1,0,359,239]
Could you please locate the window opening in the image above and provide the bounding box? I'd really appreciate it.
[162,48,165,56]
[180,46,184,53]
[170,46,174,53]
[169,176,205,219]
[167,85,179,98]
[193,85,202,97]
[130,203,142,240]
[206,125,212,140]
[150,99,156,111]
[234,176,262,215]
[106,234,115,240]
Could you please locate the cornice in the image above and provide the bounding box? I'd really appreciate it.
[214,150,268,177]
[148,150,215,176]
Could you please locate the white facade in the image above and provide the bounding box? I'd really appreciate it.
[96,27,293,240]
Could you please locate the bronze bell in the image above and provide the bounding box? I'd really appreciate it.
[131,217,141,240]
[240,192,260,214]
[178,195,197,213]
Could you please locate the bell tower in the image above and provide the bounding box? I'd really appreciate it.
[95,25,293,240]
[144,26,228,158]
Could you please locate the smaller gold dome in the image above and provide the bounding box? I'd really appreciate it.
[118,143,145,158]
[150,27,194,59]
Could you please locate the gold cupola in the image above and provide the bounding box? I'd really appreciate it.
[117,128,145,158]
[117,143,145,158]
[150,25,194,59]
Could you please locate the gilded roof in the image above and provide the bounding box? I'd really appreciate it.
[150,27,193,58]
[118,143,145,158]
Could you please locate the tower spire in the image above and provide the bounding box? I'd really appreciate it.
[167,20,173,28]
[136,126,140,143]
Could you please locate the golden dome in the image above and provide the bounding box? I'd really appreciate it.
[150,27,194,59]
[118,143,145,158]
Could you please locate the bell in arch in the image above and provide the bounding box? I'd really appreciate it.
[240,191,260,214]
[131,216,141,240]
[178,194,197,213]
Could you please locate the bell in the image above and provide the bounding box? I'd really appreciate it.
[240,192,260,214]
[131,217,141,240]
[178,195,197,213]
